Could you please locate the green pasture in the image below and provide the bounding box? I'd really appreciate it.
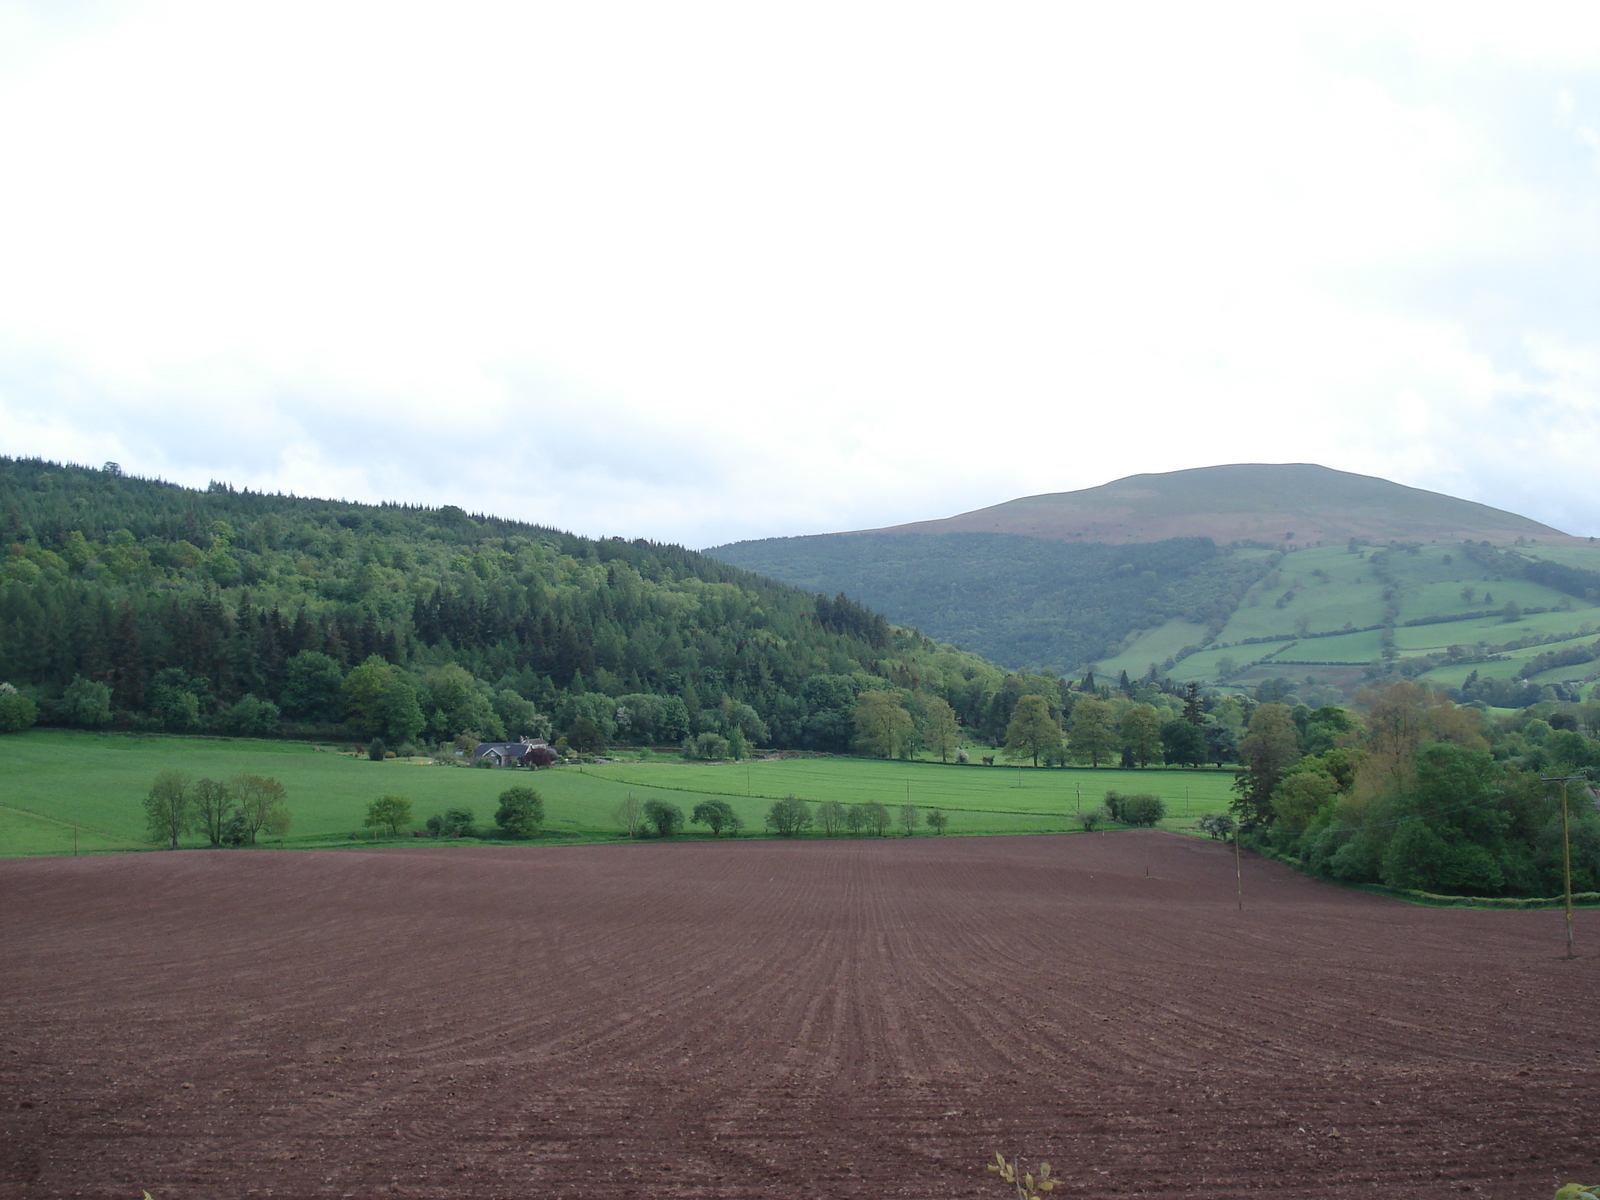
[0,730,1240,857]
[1166,641,1296,683]
[1095,618,1210,678]
[588,755,1237,824]
[1521,544,1600,570]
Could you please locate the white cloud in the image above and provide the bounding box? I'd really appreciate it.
[0,1,1596,544]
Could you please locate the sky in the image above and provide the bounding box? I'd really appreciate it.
[0,1,1596,548]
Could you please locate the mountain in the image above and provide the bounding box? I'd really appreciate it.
[708,464,1600,699]
[858,463,1569,547]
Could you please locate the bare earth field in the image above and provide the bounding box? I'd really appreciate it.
[3,834,1596,1199]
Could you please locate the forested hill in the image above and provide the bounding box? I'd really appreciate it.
[0,457,1017,749]
[706,531,1266,676]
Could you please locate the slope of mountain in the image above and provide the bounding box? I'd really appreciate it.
[708,464,1600,698]
[0,457,1017,748]
[860,463,1569,546]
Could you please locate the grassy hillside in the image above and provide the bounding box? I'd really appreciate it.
[0,730,1237,856]
[1154,541,1600,702]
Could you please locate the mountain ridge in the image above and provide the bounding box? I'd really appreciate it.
[844,463,1572,547]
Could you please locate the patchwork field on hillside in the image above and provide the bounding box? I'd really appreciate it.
[1132,542,1600,696]
[3,835,1593,1198]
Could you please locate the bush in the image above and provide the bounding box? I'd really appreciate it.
[1077,806,1110,832]
[766,795,812,837]
[366,737,387,762]
[0,690,38,733]
[222,694,280,737]
[1197,812,1237,840]
[495,787,544,838]
[682,732,731,760]
[642,798,684,837]
[426,807,478,838]
[1104,790,1164,826]
[59,676,112,728]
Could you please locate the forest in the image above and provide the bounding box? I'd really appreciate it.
[0,457,1044,751]
[1223,679,1600,899]
[706,530,1270,674]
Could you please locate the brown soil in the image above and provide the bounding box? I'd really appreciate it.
[3,833,1596,1199]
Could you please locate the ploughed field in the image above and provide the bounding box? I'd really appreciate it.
[3,834,1595,1198]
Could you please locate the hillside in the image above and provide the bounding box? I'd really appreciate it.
[709,464,1600,699]
[860,463,1569,546]
[0,457,1019,750]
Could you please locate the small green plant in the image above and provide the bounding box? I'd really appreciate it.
[988,1152,1057,1199]
[1554,1184,1600,1200]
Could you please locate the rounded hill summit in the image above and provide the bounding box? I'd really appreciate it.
[859,463,1567,547]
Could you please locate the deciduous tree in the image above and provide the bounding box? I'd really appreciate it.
[613,794,644,839]
[1067,697,1117,767]
[1231,703,1300,827]
[853,691,913,759]
[144,769,193,849]
[691,799,741,837]
[364,793,411,837]
[923,697,962,763]
[898,803,922,837]
[1005,694,1060,768]
[1119,704,1163,768]
[765,795,812,837]
[191,776,236,847]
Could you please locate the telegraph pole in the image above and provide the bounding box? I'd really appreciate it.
[1541,774,1584,960]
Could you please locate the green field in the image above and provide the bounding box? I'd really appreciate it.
[1095,618,1210,678]
[1134,541,1600,693]
[0,731,1240,856]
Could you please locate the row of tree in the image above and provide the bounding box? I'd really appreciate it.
[611,794,949,839]
[362,788,545,839]
[142,771,290,848]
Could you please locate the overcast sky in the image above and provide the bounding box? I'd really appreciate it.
[1,1,1596,547]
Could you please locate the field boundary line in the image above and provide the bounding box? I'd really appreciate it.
[0,801,141,845]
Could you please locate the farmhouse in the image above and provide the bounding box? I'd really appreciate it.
[472,738,558,767]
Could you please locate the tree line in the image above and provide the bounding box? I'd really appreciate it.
[1223,680,1600,897]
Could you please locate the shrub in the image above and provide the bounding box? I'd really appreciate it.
[426,807,478,838]
[1197,812,1237,840]
[1119,793,1166,827]
[1077,806,1110,832]
[495,788,544,838]
[1104,790,1164,826]
[0,686,39,733]
[642,798,684,837]
[366,737,387,762]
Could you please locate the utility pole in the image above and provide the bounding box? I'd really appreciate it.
[1234,822,1243,912]
[1541,774,1585,960]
